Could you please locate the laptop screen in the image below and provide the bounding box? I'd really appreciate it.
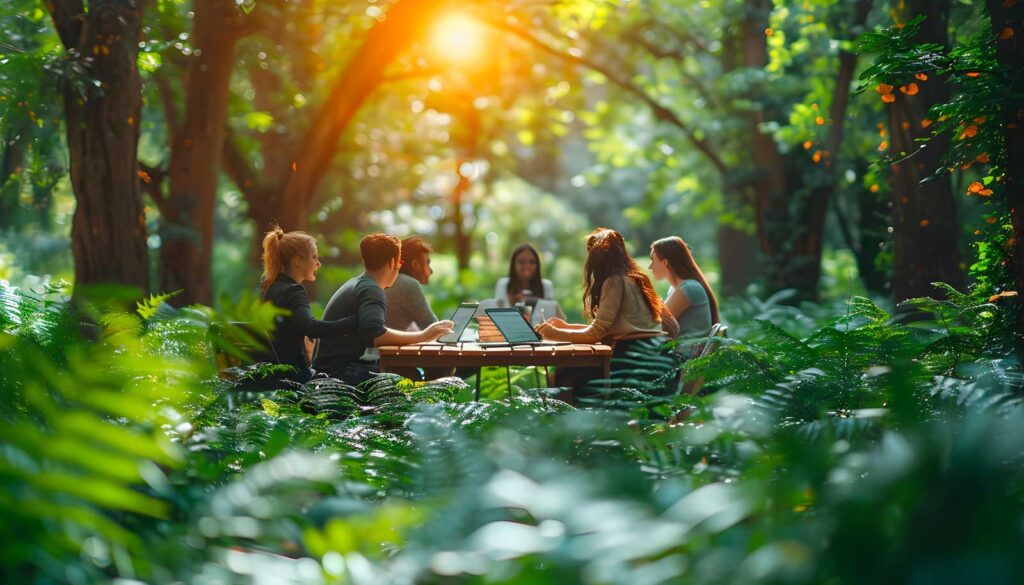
[487,308,542,343]
[438,303,478,343]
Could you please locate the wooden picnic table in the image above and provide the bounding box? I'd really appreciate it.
[378,342,613,401]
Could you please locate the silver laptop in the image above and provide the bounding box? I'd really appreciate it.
[437,303,478,344]
[481,308,570,346]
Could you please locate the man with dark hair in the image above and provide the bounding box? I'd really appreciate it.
[385,236,438,331]
[315,233,453,384]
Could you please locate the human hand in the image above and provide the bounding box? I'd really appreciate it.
[534,321,556,338]
[423,320,454,341]
[544,317,569,328]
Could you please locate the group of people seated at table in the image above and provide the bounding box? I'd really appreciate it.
[258,225,719,395]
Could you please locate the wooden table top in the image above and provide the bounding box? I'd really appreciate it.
[378,343,612,357]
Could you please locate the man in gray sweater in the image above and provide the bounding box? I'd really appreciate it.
[315,234,452,384]
[385,236,439,331]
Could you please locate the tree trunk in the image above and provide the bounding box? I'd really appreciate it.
[0,131,25,231]
[48,0,149,296]
[784,0,873,300]
[742,0,793,295]
[853,160,890,295]
[886,0,963,302]
[987,0,1024,332]
[159,0,244,305]
[712,29,762,297]
[278,0,444,230]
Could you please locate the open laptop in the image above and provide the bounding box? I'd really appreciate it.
[481,308,570,346]
[437,302,479,344]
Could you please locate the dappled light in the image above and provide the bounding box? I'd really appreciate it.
[3,0,1024,582]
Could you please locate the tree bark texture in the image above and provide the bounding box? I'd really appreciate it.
[742,0,798,295]
[886,0,964,302]
[48,0,149,296]
[159,0,244,305]
[987,0,1024,331]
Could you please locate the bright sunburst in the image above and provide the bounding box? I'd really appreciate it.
[429,12,486,65]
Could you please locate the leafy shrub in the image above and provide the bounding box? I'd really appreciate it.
[2,284,1022,584]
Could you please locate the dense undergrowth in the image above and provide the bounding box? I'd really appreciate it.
[2,281,1023,584]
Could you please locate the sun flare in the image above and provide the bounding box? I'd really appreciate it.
[429,12,486,65]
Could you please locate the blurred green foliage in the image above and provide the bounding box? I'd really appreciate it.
[2,280,1023,584]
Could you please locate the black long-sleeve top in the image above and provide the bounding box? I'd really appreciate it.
[261,274,360,372]
[314,274,389,368]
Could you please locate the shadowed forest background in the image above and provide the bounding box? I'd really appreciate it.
[3,1,1024,584]
[2,0,1021,317]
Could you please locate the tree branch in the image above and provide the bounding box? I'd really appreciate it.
[154,73,180,145]
[489,19,729,175]
[139,162,173,218]
[221,130,266,203]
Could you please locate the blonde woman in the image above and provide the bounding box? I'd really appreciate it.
[260,226,358,381]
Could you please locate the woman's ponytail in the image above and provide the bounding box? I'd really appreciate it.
[260,226,286,296]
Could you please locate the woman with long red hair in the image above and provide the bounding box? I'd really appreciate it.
[536,228,677,396]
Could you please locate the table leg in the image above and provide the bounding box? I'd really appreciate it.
[506,367,513,401]
[475,372,481,402]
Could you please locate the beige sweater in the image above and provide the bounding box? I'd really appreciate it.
[560,276,664,343]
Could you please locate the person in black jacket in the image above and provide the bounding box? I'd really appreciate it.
[260,226,359,381]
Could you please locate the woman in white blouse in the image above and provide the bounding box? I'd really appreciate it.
[494,244,554,307]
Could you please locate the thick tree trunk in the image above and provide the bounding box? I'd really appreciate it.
[48,0,149,296]
[278,0,444,230]
[886,0,963,302]
[159,0,243,304]
[987,0,1024,331]
[713,31,762,297]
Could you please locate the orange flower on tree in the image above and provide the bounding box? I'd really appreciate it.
[966,71,981,78]
[915,72,928,81]
[960,125,978,139]
[977,153,990,164]
[899,83,919,95]
[967,181,993,196]
[882,93,896,103]
[1001,27,1015,40]
[921,118,933,128]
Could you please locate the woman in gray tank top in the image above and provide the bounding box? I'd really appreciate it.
[648,237,720,345]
